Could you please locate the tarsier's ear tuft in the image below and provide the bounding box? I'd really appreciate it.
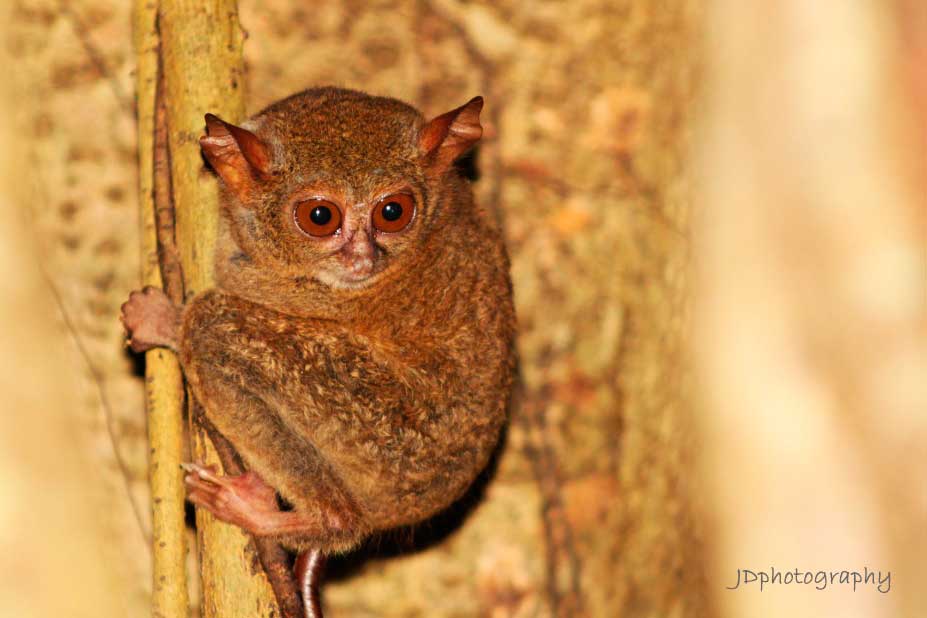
[200,114,272,199]
[419,96,483,174]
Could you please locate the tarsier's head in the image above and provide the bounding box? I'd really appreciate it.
[200,87,482,290]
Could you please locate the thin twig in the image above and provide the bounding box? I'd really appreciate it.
[154,68,184,305]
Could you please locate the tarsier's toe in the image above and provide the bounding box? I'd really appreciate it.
[181,462,223,484]
[126,337,152,353]
[182,463,222,494]
[183,465,236,522]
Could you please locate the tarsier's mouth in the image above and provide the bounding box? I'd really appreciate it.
[341,271,374,285]
[314,267,381,291]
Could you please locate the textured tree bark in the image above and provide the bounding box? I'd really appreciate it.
[5,1,153,613]
[238,1,711,616]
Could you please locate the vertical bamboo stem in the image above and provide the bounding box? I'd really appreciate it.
[133,2,189,617]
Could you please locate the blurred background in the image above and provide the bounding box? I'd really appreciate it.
[1,1,925,617]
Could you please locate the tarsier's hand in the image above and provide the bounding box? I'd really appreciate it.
[120,286,180,352]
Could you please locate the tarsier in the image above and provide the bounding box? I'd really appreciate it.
[121,87,516,615]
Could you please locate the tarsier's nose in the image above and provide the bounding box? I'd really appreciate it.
[348,253,374,276]
[341,229,376,277]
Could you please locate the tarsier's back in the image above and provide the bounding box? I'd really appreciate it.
[177,87,516,552]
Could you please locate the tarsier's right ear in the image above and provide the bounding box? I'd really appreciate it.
[200,114,272,200]
[419,96,483,175]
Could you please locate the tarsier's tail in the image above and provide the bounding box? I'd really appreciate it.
[296,549,327,618]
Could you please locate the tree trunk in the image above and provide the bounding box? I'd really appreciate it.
[239,1,710,616]
[155,1,282,617]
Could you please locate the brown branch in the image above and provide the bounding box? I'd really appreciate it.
[153,71,184,305]
[154,31,300,618]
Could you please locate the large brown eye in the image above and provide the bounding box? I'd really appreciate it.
[294,199,342,237]
[372,194,415,233]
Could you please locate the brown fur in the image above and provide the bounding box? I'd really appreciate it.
[176,87,515,553]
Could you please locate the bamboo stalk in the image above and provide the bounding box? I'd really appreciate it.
[133,2,189,617]
[157,1,278,616]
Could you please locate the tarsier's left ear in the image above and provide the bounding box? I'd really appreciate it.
[419,96,483,174]
[200,114,272,200]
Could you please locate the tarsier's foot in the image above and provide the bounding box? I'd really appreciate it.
[182,463,281,535]
[120,286,180,352]
[184,462,346,540]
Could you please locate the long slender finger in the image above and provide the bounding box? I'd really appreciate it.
[184,474,222,496]
[187,488,232,512]
[187,490,219,512]
[181,464,221,487]
[180,462,227,485]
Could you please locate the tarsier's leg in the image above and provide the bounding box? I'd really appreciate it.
[179,307,369,552]
[179,290,474,531]
[183,462,355,538]
[186,387,367,552]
